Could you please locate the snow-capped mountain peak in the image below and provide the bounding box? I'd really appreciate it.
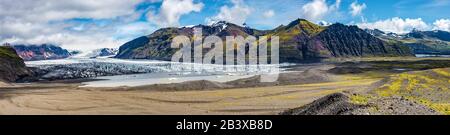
[318,21,332,26]
[210,21,229,31]
[71,48,118,58]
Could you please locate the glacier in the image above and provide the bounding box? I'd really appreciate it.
[25,58,291,87]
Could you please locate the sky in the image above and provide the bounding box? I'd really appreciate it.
[1,0,449,52]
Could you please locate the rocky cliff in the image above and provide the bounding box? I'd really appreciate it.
[309,23,411,58]
[12,44,72,61]
[0,46,32,82]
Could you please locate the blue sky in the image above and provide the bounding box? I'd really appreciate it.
[361,0,450,22]
[1,0,449,51]
[136,0,450,29]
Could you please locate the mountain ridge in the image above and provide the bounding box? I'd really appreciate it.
[115,19,413,62]
[365,28,450,55]
[0,46,32,82]
[11,44,72,61]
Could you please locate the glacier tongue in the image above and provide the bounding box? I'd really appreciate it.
[26,58,289,81]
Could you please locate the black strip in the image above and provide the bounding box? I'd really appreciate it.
[0,115,447,134]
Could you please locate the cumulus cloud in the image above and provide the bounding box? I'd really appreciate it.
[31,33,122,51]
[263,10,275,18]
[318,20,332,26]
[357,17,430,34]
[0,0,142,22]
[433,19,450,31]
[206,0,252,25]
[1,22,129,52]
[147,0,204,27]
[301,0,341,21]
[349,1,366,16]
[0,0,151,52]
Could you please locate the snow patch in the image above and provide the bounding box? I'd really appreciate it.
[210,21,228,32]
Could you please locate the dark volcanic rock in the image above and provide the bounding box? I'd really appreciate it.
[280,92,440,115]
[280,93,364,115]
[115,36,151,59]
[0,46,32,82]
[310,23,412,57]
[365,96,439,115]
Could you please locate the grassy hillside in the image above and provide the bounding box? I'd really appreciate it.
[0,46,31,82]
[374,68,450,114]
[322,58,450,114]
[0,46,22,60]
[269,19,325,41]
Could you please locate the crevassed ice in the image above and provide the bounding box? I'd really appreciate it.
[26,58,291,75]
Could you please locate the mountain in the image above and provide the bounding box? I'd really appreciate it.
[115,19,413,62]
[364,29,403,40]
[11,44,72,61]
[406,29,450,42]
[364,29,385,36]
[267,19,326,62]
[96,48,118,57]
[115,21,267,61]
[403,40,450,55]
[70,50,82,56]
[308,23,411,58]
[79,48,118,58]
[404,30,450,54]
[0,46,32,82]
[367,29,450,55]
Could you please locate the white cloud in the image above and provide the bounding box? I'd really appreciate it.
[433,19,450,32]
[318,21,332,26]
[147,0,204,27]
[0,0,142,22]
[357,17,430,34]
[1,30,123,52]
[350,1,366,16]
[301,0,341,21]
[0,22,130,52]
[0,0,152,52]
[32,34,122,52]
[206,0,252,25]
[263,10,275,18]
